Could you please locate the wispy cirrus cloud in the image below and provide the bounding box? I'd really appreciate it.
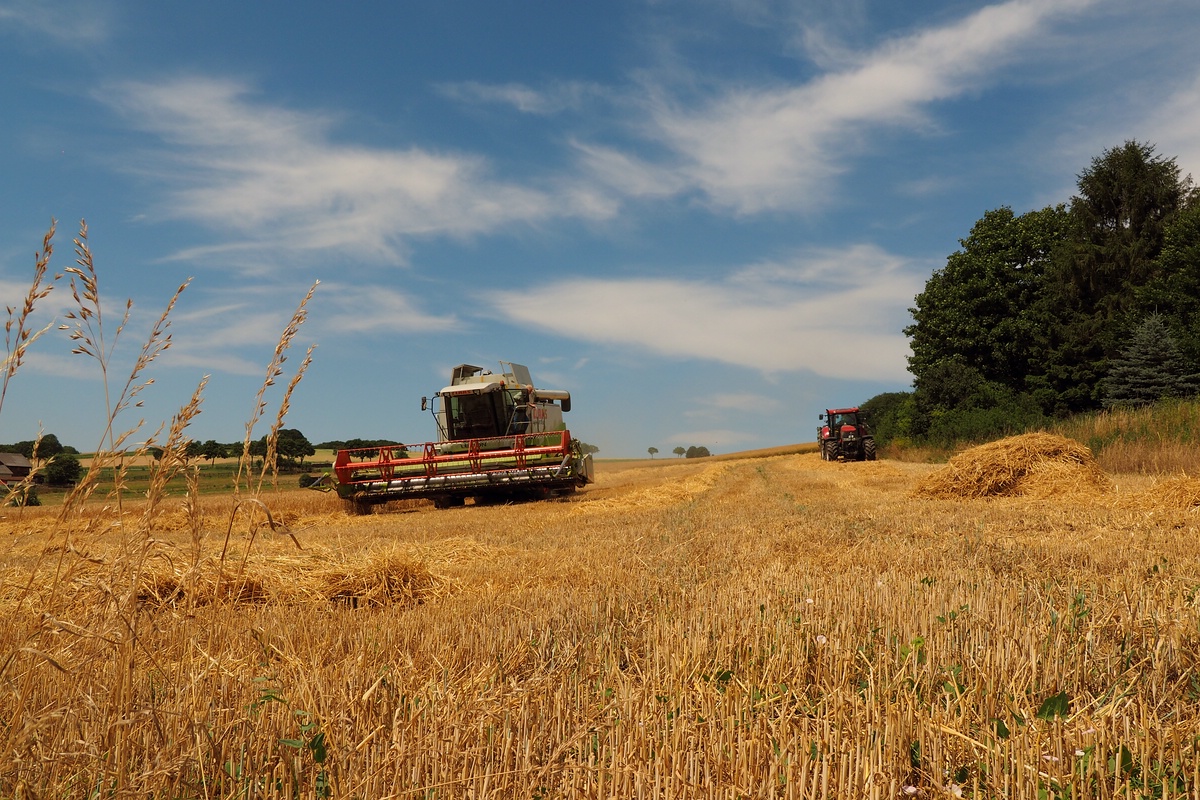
[586,0,1096,214]
[0,0,111,44]
[98,77,614,269]
[1146,72,1200,181]
[438,80,607,115]
[487,244,925,381]
[316,284,458,335]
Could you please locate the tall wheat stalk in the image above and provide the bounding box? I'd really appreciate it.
[57,221,192,519]
[1,220,57,418]
[235,280,319,497]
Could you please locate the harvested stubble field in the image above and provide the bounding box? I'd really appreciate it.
[2,436,1199,799]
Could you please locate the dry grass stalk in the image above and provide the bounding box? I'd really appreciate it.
[58,220,193,519]
[1,222,57,511]
[138,375,208,531]
[235,280,319,495]
[1,219,57,417]
[257,342,317,494]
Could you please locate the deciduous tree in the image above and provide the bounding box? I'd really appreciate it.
[44,454,82,486]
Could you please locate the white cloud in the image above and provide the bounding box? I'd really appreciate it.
[487,244,922,381]
[152,285,331,377]
[0,0,110,43]
[687,393,782,417]
[624,0,1095,213]
[98,78,614,267]
[666,428,764,449]
[571,141,689,201]
[439,80,606,115]
[1146,72,1200,182]
[316,284,458,335]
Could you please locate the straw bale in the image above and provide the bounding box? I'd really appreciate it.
[136,564,269,607]
[316,551,449,607]
[913,432,1112,499]
[1128,475,1200,511]
[130,549,449,609]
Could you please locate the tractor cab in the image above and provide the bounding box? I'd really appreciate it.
[817,407,876,461]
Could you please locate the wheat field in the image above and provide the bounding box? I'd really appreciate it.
[2,445,1197,799]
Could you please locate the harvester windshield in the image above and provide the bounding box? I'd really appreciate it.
[442,385,525,440]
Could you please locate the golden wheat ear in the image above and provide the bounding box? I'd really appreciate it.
[236,280,319,495]
[1,220,57,419]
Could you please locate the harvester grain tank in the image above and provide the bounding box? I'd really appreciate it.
[333,362,593,512]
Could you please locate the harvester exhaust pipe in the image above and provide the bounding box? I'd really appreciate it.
[533,389,571,413]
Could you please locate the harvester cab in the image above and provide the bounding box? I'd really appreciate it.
[425,362,571,443]
[817,407,876,462]
[335,361,593,512]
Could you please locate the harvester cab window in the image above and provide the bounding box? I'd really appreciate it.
[451,393,501,441]
[508,390,531,435]
[446,391,509,440]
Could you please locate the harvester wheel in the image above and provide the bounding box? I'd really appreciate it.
[864,439,877,461]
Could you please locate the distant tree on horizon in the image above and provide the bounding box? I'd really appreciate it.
[648,446,658,458]
[673,446,685,457]
[275,429,316,467]
[200,439,228,464]
[44,453,82,486]
[2,434,66,462]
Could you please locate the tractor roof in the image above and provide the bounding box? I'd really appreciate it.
[826,407,861,414]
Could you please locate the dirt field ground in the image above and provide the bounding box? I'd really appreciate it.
[1,447,1197,798]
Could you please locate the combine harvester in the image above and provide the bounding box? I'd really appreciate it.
[333,362,594,512]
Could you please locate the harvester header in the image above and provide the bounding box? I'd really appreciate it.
[333,361,593,511]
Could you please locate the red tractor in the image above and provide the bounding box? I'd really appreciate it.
[817,407,876,462]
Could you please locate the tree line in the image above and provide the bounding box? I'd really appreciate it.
[646,445,711,458]
[1,428,341,488]
[867,140,1200,447]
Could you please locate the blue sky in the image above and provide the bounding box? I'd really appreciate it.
[2,0,1200,458]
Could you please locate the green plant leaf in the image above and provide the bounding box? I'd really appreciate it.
[308,731,328,763]
[1035,690,1070,720]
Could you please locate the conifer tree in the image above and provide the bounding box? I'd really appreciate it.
[1102,314,1199,407]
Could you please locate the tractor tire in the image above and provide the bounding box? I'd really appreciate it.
[864,439,877,461]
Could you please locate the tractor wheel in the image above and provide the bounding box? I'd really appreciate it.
[822,441,835,461]
[864,439,877,461]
